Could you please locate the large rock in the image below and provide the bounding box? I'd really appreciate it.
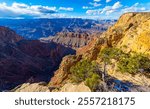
[13,82,50,92]
[59,82,91,92]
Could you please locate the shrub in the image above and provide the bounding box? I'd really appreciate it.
[85,73,100,91]
[118,54,150,73]
[70,59,101,91]
[99,47,125,63]
[99,47,150,74]
[118,56,139,73]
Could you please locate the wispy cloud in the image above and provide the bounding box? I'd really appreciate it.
[59,7,74,11]
[89,2,101,7]
[94,0,101,2]
[86,9,101,15]
[86,1,150,19]
[106,0,112,3]
[122,3,146,13]
[86,1,122,15]
[82,6,94,9]
[112,1,122,9]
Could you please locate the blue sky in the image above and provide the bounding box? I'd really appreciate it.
[0,0,150,19]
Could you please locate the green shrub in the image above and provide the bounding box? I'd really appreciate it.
[70,59,101,91]
[99,47,125,63]
[118,56,139,73]
[99,47,150,74]
[85,73,100,91]
[118,54,150,73]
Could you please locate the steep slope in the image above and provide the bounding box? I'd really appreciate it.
[0,27,75,91]
[104,12,150,55]
[49,12,150,92]
[0,26,23,44]
[12,82,50,92]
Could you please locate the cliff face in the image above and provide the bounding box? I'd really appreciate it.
[104,12,150,55]
[49,13,150,92]
[0,26,23,44]
[0,27,75,91]
[40,32,100,49]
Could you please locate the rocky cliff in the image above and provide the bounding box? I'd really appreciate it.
[49,12,150,92]
[40,32,100,49]
[104,12,150,55]
[0,26,23,44]
[0,27,75,91]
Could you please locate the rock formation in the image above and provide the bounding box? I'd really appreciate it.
[49,12,150,92]
[40,32,100,49]
[0,27,75,91]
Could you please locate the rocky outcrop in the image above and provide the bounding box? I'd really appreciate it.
[13,82,91,92]
[58,82,91,92]
[12,82,50,92]
[103,12,150,55]
[49,12,150,92]
[0,26,23,44]
[49,55,82,87]
[0,27,75,91]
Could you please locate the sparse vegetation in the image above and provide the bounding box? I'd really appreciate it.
[99,47,125,63]
[118,53,150,73]
[70,59,101,91]
[85,74,100,91]
[99,47,150,74]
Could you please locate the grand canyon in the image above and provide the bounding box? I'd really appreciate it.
[0,0,150,92]
[0,12,149,92]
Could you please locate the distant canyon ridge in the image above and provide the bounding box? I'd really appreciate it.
[0,18,116,48]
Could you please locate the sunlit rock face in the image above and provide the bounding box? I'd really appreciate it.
[49,13,150,92]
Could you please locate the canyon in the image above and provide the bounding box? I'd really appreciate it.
[0,13,150,92]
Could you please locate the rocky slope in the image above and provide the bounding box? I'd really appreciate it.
[49,12,150,92]
[104,12,150,55]
[0,26,23,43]
[40,32,100,49]
[13,82,91,92]
[12,82,50,92]
[0,27,75,91]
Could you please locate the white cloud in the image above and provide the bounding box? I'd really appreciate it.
[82,6,94,9]
[94,0,101,2]
[86,9,102,15]
[83,6,89,9]
[59,7,74,11]
[89,2,101,7]
[0,2,57,18]
[86,1,122,15]
[106,0,112,3]
[83,1,101,9]
[121,3,147,13]
[112,1,122,9]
